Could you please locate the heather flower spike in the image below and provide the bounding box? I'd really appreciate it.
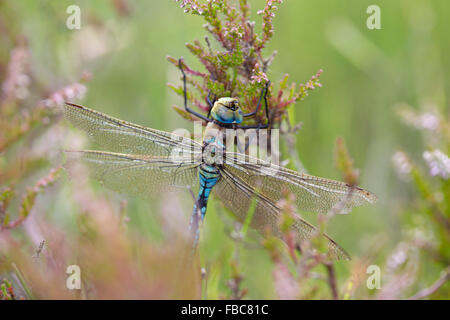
[168,0,322,127]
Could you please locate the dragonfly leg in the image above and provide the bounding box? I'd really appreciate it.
[235,130,255,153]
[263,81,270,125]
[178,59,212,123]
[241,80,271,121]
[236,81,271,130]
[206,91,216,119]
[234,122,269,130]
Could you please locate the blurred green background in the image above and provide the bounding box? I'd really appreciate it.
[2,0,448,299]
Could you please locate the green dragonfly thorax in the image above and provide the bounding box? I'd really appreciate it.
[210,97,243,124]
[204,97,242,166]
[202,122,225,166]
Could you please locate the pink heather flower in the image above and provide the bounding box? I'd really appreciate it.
[176,0,189,8]
[64,87,75,99]
[399,109,440,132]
[386,242,408,273]
[51,93,64,106]
[418,113,440,131]
[17,74,30,87]
[74,84,87,99]
[305,81,314,89]
[273,263,298,299]
[423,149,450,179]
[2,47,30,100]
[44,82,87,107]
[392,151,413,177]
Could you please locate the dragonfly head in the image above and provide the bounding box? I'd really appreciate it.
[210,97,243,124]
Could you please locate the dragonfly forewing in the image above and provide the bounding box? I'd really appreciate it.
[65,150,200,197]
[64,103,202,157]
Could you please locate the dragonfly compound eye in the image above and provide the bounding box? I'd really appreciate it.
[228,101,239,111]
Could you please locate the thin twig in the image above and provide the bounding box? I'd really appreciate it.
[408,268,450,300]
[325,262,339,300]
[281,113,306,173]
[187,186,202,250]
[201,267,208,300]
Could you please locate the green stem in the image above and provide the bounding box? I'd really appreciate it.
[11,263,34,300]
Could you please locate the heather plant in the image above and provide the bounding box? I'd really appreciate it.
[0,38,89,299]
[168,0,322,129]
[384,106,449,299]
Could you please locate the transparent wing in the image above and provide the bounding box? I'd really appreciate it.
[66,150,200,197]
[215,166,350,260]
[64,103,202,156]
[224,152,377,214]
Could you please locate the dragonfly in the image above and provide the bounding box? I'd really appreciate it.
[63,62,377,260]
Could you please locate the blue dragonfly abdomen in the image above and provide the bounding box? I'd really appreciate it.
[190,163,220,245]
[197,164,221,218]
[189,121,228,246]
